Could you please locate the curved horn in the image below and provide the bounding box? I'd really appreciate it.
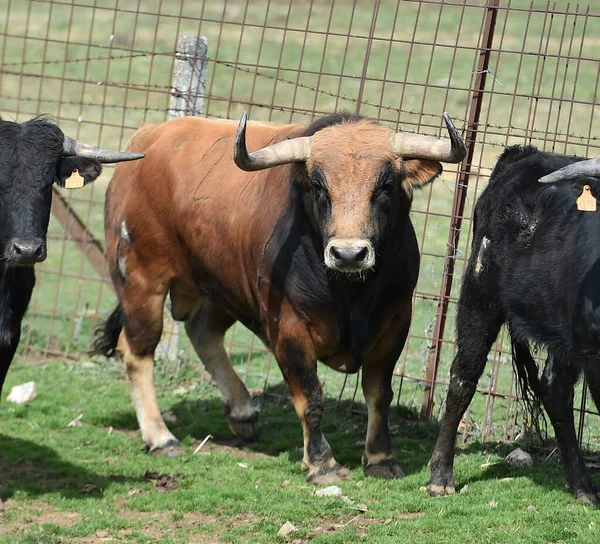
[390,112,466,164]
[63,136,145,163]
[539,158,600,184]
[234,112,311,172]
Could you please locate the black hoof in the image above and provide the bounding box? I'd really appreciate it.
[228,412,260,443]
[147,439,184,458]
[364,458,405,479]
[306,463,350,485]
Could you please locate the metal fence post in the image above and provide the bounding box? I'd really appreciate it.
[157,35,208,362]
[420,0,500,420]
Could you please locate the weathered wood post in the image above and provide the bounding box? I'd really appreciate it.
[157,35,208,362]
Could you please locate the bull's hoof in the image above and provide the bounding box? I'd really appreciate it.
[147,440,184,458]
[426,482,456,497]
[0,497,4,513]
[573,485,600,505]
[306,464,349,485]
[228,412,260,443]
[364,458,405,479]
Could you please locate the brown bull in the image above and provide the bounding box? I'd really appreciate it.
[93,112,465,483]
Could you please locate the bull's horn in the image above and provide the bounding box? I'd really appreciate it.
[234,112,311,172]
[390,112,466,164]
[63,136,145,163]
[539,158,600,183]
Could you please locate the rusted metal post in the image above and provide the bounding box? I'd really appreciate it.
[420,0,500,420]
[158,34,208,362]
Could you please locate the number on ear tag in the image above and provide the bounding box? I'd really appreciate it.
[64,170,85,189]
[577,185,596,212]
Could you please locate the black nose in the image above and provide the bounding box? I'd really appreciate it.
[9,238,47,265]
[329,245,369,267]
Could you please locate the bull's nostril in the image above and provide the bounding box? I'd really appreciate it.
[330,246,342,261]
[12,244,22,255]
[34,245,43,257]
[355,246,368,262]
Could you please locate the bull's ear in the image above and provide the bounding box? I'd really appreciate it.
[56,157,103,188]
[403,159,443,189]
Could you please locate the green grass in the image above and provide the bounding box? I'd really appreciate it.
[1,358,600,543]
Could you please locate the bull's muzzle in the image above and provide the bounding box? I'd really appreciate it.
[6,238,47,266]
[325,239,375,274]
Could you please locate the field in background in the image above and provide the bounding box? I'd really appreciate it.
[1,0,599,446]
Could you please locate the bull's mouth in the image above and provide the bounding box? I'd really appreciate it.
[343,269,372,282]
[3,255,42,268]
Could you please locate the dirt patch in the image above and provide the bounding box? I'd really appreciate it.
[112,499,262,542]
[143,471,179,492]
[309,513,381,539]
[0,499,81,536]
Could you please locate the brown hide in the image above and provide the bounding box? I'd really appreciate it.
[106,117,302,315]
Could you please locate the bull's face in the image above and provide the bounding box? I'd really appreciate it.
[233,111,466,278]
[305,122,443,275]
[0,118,144,267]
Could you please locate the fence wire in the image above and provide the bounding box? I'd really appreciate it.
[1,0,599,448]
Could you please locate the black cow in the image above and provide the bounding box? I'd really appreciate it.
[0,117,144,511]
[427,146,600,504]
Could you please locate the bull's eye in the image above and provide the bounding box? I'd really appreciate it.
[312,181,324,194]
[373,179,394,199]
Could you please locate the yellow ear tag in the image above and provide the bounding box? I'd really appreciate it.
[577,185,596,212]
[64,169,85,189]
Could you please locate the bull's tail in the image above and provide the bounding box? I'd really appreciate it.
[511,337,547,439]
[90,304,123,358]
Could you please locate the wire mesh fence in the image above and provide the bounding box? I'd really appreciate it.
[1,0,599,448]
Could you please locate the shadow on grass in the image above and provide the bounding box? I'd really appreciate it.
[94,381,444,476]
[0,435,138,503]
[90,380,591,500]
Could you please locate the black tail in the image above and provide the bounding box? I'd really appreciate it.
[90,304,123,358]
[511,338,547,439]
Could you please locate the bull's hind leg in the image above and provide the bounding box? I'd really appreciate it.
[184,301,260,442]
[540,355,599,504]
[118,289,183,457]
[427,283,503,496]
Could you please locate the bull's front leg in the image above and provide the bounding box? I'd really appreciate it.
[360,310,411,479]
[0,268,35,512]
[274,333,347,485]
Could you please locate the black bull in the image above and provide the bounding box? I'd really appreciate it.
[428,146,600,504]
